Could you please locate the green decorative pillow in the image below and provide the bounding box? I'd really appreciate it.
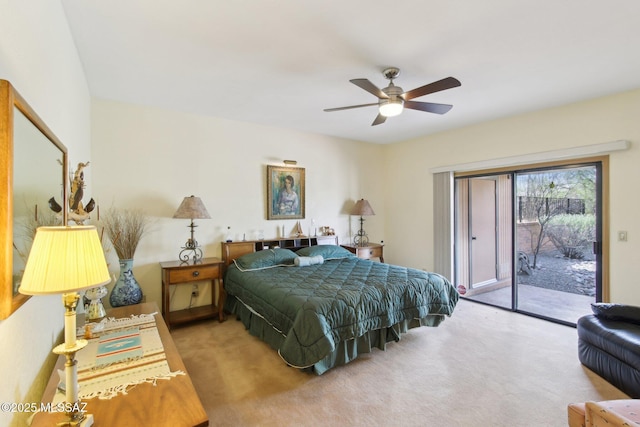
[591,303,640,324]
[296,245,355,260]
[234,248,298,271]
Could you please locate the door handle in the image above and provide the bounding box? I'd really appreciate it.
[592,241,602,255]
[471,237,477,240]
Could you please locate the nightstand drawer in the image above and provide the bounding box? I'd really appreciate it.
[340,243,384,263]
[168,264,219,283]
[359,246,382,259]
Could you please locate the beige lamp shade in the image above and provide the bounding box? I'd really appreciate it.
[173,195,211,219]
[351,199,375,216]
[19,226,111,295]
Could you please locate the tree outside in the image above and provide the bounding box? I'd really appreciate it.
[516,166,596,296]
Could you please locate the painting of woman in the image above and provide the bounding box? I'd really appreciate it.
[277,175,299,215]
[267,165,305,219]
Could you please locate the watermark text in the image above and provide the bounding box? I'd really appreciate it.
[1,401,87,413]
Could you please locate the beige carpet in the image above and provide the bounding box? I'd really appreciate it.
[170,300,627,427]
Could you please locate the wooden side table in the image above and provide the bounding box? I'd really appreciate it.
[341,243,385,263]
[31,302,209,427]
[160,257,225,328]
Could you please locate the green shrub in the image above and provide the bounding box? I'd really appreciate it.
[546,214,595,259]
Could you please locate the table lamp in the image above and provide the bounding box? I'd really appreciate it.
[173,195,211,264]
[19,226,111,427]
[351,199,375,247]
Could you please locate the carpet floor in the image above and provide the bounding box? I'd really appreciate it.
[170,299,627,427]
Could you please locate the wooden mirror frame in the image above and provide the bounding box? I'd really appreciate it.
[0,80,68,319]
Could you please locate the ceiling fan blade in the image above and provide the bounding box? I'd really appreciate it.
[324,102,379,112]
[403,100,453,115]
[402,77,461,101]
[371,114,387,126]
[350,79,389,99]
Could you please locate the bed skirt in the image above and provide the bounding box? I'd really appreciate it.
[224,295,446,375]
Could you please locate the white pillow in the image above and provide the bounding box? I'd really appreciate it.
[294,255,324,267]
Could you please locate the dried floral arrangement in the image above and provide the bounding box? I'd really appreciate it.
[100,206,150,260]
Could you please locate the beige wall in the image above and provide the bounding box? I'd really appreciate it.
[90,99,385,309]
[0,1,92,426]
[383,88,640,304]
[2,3,640,424]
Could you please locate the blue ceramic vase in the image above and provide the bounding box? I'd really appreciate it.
[109,258,143,307]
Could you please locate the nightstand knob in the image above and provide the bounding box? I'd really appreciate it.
[192,270,200,277]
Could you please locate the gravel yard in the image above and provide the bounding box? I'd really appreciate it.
[517,250,596,296]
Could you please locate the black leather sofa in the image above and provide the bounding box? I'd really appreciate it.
[577,303,640,398]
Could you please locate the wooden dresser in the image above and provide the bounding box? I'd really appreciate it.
[31,302,209,427]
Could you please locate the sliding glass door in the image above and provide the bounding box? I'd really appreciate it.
[454,162,601,325]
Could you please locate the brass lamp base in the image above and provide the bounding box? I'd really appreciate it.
[54,292,93,427]
[55,414,94,427]
[52,340,93,427]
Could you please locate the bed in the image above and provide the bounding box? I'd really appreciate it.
[222,242,459,374]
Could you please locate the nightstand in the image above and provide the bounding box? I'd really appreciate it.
[341,243,384,263]
[160,257,225,328]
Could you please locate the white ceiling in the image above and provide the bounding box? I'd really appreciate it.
[60,0,640,145]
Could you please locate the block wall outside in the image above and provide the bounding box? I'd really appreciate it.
[516,222,556,256]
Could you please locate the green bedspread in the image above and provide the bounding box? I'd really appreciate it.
[224,256,459,372]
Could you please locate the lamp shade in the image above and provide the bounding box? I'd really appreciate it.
[351,199,375,216]
[173,195,211,219]
[19,226,111,295]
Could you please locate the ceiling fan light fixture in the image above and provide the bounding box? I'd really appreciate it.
[379,98,404,117]
[324,68,460,125]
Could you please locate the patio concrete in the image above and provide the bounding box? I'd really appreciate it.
[465,284,593,325]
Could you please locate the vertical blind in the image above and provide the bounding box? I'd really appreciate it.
[433,171,454,280]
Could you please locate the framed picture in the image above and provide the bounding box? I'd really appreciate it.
[267,165,305,220]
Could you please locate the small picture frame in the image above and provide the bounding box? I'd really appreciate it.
[267,165,305,220]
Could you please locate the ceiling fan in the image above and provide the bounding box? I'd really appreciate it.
[324,67,461,126]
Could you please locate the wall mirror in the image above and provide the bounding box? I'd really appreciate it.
[0,80,68,319]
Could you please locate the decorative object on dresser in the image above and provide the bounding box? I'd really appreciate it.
[160,257,225,328]
[100,206,149,307]
[293,220,305,237]
[1,79,68,320]
[319,225,335,236]
[110,259,143,307]
[84,284,109,320]
[172,195,211,263]
[350,198,375,246]
[19,225,111,427]
[267,164,305,220]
